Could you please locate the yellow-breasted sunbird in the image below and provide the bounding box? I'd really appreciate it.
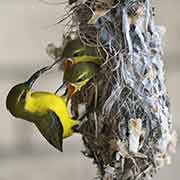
[6,64,79,152]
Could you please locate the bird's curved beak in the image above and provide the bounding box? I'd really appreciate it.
[26,66,48,88]
[66,83,77,104]
[55,80,69,95]
[26,59,61,88]
[64,58,73,72]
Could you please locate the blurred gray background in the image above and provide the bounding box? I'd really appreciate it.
[0,1,179,180]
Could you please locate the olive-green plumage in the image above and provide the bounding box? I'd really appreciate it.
[47,37,103,98]
[64,62,98,90]
[55,60,99,101]
[47,38,102,102]
[55,41,102,97]
[6,68,79,152]
[62,38,100,58]
[64,38,104,66]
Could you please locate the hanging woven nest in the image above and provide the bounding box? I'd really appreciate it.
[47,0,177,180]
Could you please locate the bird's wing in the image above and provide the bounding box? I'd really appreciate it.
[48,111,64,152]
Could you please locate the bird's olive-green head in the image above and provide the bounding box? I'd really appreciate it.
[63,62,99,101]
[6,82,30,118]
[62,38,100,58]
[62,38,83,58]
[6,65,47,118]
[64,62,98,85]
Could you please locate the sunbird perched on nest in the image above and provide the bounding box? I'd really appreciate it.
[6,63,79,152]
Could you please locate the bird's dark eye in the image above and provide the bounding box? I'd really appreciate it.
[77,78,83,82]
[73,48,85,57]
[73,51,80,57]
[21,91,26,100]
